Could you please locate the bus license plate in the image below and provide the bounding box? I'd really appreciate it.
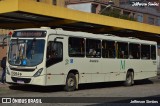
[11,71,22,77]
[17,80,24,84]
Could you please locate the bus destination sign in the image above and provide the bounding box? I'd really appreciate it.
[12,31,46,37]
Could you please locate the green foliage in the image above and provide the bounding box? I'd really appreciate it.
[101,8,136,21]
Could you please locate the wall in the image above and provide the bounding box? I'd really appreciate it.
[0,35,7,61]
[57,0,65,7]
[0,29,12,61]
[0,46,7,61]
[67,3,92,13]
[0,29,13,35]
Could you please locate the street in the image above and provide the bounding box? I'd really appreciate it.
[0,77,160,97]
[0,74,160,105]
[0,68,160,105]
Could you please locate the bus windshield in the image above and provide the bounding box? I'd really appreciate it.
[8,39,45,67]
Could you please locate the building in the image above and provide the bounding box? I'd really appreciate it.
[119,0,160,25]
[0,29,13,60]
[66,0,160,26]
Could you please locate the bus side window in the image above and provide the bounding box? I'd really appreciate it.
[86,39,101,58]
[129,43,140,59]
[151,45,156,60]
[141,44,150,60]
[68,37,85,57]
[117,42,128,59]
[47,42,51,59]
[102,40,115,58]
[46,41,63,67]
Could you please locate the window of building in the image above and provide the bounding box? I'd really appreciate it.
[102,40,116,58]
[92,4,97,13]
[123,11,130,17]
[156,18,160,26]
[53,0,57,5]
[151,45,156,60]
[86,39,101,58]
[137,14,143,22]
[141,44,150,59]
[148,17,154,25]
[129,43,140,59]
[69,37,85,57]
[116,42,128,59]
[120,0,127,5]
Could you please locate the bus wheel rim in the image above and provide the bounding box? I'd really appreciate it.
[127,74,131,83]
[68,78,74,87]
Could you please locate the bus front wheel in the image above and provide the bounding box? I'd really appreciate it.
[124,71,134,86]
[65,73,77,92]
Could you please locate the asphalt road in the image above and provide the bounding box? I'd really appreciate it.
[0,68,160,106]
[0,76,160,105]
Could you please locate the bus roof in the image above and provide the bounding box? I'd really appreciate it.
[15,28,157,45]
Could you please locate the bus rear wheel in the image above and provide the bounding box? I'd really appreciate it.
[65,73,77,92]
[124,71,134,86]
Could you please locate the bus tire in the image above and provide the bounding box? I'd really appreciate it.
[124,71,133,86]
[65,73,77,92]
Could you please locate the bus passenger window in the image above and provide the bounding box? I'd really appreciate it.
[141,44,150,60]
[117,42,128,59]
[47,42,52,59]
[102,40,115,58]
[46,41,63,67]
[86,39,101,58]
[128,53,133,59]
[129,43,140,59]
[68,37,85,57]
[151,45,156,60]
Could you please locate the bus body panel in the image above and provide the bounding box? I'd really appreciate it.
[6,63,46,85]
[45,34,66,85]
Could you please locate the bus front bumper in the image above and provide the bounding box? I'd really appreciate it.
[6,75,46,86]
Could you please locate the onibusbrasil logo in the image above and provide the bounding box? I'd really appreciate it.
[2,98,42,103]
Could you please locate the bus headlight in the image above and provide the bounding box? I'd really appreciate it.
[33,68,43,77]
[6,67,10,75]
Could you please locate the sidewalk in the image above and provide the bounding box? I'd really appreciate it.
[0,83,9,88]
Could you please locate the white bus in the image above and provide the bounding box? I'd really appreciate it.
[6,27,158,91]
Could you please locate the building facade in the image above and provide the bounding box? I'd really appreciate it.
[0,29,13,60]
[66,0,160,26]
[18,0,160,26]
